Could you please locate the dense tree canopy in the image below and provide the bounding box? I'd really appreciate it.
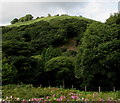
[2,14,120,89]
[76,22,120,87]
[45,56,75,87]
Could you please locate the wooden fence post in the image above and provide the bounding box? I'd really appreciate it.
[113,87,115,92]
[72,85,74,89]
[85,86,87,92]
[99,86,101,92]
[60,85,62,88]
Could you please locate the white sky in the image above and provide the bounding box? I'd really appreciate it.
[0,0,119,25]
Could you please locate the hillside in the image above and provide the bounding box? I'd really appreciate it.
[2,15,94,52]
[2,13,120,89]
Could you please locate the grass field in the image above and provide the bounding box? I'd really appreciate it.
[2,84,120,102]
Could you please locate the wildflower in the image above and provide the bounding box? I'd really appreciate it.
[43,100,47,102]
[60,96,66,99]
[22,99,25,101]
[10,96,13,99]
[99,98,105,101]
[52,94,56,98]
[82,97,84,100]
[40,98,44,100]
[33,98,38,101]
[16,97,20,101]
[6,96,9,99]
[71,96,79,99]
[56,98,61,101]
[84,99,89,101]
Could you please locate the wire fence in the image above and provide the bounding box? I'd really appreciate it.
[66,86,120,92]
[46,85,120,92]
[35,84,120,92]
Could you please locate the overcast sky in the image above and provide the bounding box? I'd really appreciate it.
[0,0,119,25]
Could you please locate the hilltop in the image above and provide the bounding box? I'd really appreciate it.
[6,14,94,27]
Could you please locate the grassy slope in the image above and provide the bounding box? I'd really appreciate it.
[6,15,94,27]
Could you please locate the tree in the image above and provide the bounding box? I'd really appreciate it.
[10,18,18,24]
[106,13,120,25]
[31,55,45,85]
[2,57,17,85]
[10,56,37,84]
[48,14,51,17]
[25,14,33,21]
[75,22,120,87]
[45,56,75,87]
[41,46,62,62]
[18,14,33,22]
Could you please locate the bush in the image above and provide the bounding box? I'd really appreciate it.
[10,18,18,24]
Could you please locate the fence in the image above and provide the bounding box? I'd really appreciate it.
[52,85,120,92]
[35,84,120,92]
[67,85,120,92]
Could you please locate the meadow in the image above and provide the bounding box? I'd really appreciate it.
[2,84,120,102]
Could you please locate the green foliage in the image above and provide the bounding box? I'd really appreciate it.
[10,18,18,24]
[31,55,45,84]
[25,14,33,21]
[76,22,120,87]
[61,14,69,16]
[2,14,120,89]
[48,14,51,17]
[10,56,38,84]
[19,17,24,22]
[59,18,91,39]
[42,46,62,62]
[2,40,33,57]
[18,14,33,23]
[106,13,120,25]
[45,56,75,86]
[2,57,17,84]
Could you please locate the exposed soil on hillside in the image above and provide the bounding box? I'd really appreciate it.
[59,38,77,51]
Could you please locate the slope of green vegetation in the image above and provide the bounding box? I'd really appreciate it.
[2,13,120,90]
[7,15,93,27]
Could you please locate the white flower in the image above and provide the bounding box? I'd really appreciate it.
[6,96,9,99]
[82,97,84,100]
[17,98,20,100]
[10,96,13,99]
[0,98,2,102]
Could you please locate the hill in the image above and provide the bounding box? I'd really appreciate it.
[2,13,120,89]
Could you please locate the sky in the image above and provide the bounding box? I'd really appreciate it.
[0,0,119,25]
